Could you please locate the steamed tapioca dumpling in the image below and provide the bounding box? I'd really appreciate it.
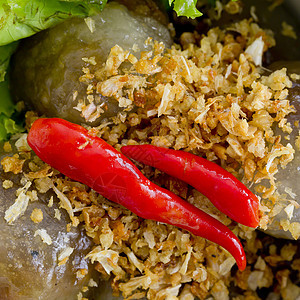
[257,62,300,239]
[11,1,172,126]
[0,149,97,299]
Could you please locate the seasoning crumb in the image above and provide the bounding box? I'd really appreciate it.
[58,247,74,265]
[281,21,297,39]
[78,140,90,150]
[30,208,43,223]
[245,36,264,66]
[4,182,31,224]
[82,56,97,65]
[88,279,98,287]
[34,229,52,245]
[2,179,13,189]
[1,154,25,174]
[3,141,12,152]
[291,73,300,81]
[84,17,95,33]
[67,223,72,232]
[76,269,89,279]
[48,196,54,207]
[54,208,61,220]
[15,134,31,152]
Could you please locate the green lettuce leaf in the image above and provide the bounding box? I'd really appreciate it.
[0,42,18,82]
[0,114,23,141]
[0,0,107,46]
[0,44,24,140]
[168,0,237,18]
[0,79,23,140]
[0,79,15,117]
[169,0,202,18]
[0,44,18,123]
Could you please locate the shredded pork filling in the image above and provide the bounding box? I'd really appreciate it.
[1,16,300,300]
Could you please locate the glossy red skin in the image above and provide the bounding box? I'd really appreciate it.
[28,118,246,271]
[121,145,259,228]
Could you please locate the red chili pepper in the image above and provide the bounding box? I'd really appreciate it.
[121,144,259,228]
[28,118,246,270]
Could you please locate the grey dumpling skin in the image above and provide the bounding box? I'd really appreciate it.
[262,62,300,239]
[0,151,96,300]
[11,2,172,126]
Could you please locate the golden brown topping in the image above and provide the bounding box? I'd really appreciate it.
[1,154,25,174]
[30,208,43,223]
[2,179,13,189]
[3,141,12,152]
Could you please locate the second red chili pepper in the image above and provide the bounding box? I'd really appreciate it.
[27,118,246,270]
[121,144,259,228]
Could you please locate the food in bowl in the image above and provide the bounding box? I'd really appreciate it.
[0,0,299,299]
